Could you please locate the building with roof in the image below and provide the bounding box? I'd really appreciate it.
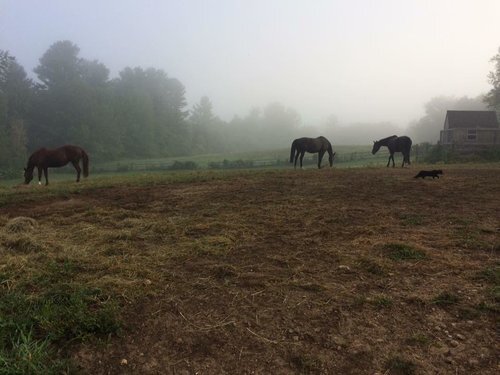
[439,110,499,146]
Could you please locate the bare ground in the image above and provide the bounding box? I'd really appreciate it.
[1,167,499,374]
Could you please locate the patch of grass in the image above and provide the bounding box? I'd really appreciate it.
[432,292,460,307]
[371,295,393,308]
[290,281,326,292]
[475,301,499,314]
[351,295,368,308]
[1,236,45,253]
[357,258,385,275]
[290,353,322,374]
[405,296,426,307]
[212,265,238,281]
[489,285,500,302]
[475,265,500,311]
[0,260,119,373]
[0,329,69,374]
[474,266,500,285]
[1,286,119,340]
[381,243,426,261]
[406,333,431,347]
[191,235,234,256]
[385,355,417,375]
[454,228,489,250]
[36,285,120,341]
[27,258,86,289]
[399,214,424,226]
[457,307,480,320]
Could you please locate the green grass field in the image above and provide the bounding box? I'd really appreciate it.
[94,145,378,168]
[0,145,402,188]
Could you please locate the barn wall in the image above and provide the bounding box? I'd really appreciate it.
[442,128,500,145]
[477,129,496,144]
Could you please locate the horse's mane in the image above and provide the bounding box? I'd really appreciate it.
[378,135,398,143]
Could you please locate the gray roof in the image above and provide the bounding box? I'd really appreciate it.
[445,110,499,129]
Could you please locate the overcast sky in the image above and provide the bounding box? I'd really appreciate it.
[1,0,499,127]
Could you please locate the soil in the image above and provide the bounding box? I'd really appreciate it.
[1,167,499,374]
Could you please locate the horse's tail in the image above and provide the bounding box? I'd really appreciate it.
[82,150,89,177]
[327,142,335,166]
[328,142,333,155]
[290,140,297,163]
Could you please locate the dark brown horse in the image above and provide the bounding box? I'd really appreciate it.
[290,136,336,169]
[24,145,89,185]
[372,135,412,168]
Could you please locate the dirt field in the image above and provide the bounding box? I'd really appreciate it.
[1,166,499,374]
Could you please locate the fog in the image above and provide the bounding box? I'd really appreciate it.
[1,0,499,146]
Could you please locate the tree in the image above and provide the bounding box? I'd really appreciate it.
[0,50,32,172]
[260,102,300,149]
[34,41,81,89]
[30,41,119,159]
[189,96,218,153]
[485,47,500,112]
[190,96,215,126]
[0,50,33,119]
[113,67,189,157]
[226,108,263,151]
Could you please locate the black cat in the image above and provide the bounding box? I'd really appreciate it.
[414,170,443,179]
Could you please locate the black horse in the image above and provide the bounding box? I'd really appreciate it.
[24,145,89,185]
[290,136,336,169]
[372,135,412,168]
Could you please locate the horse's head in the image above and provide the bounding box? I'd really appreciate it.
[372,141,381,155]
[23,167,33,184]
[329,152,336,167]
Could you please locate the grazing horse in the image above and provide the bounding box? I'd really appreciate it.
[372,135,412,168]
[24,145,89,185]
[290,136,336,169]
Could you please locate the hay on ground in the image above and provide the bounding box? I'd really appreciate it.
[4,217,38,233]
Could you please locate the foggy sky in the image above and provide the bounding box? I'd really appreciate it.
[1,0,499,128]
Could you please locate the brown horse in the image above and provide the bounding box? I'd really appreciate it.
[290,136,336,169]
[372,135,412,168]
[24,145,89,185]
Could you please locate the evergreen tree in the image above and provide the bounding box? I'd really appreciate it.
[0,50,31,173]
[189,96,215,153]
[113,67,188,158]
[30,41,118,160]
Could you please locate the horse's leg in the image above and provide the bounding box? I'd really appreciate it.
[72,160,81,182]
[43,167,49,186]
[37,167,43,185]
[386,155,391,168]
[317,151,325,169]
[294,153,299,169]
[391,153,395,168]
[299,151,305,169]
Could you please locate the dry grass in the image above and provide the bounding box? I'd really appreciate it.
[0,166,499,373]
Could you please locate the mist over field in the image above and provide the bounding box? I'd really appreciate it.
[1,2,500,373]
[0,0,499,168]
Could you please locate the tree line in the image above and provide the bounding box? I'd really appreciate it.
[0,41,302,176]
[1,41,499,176]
